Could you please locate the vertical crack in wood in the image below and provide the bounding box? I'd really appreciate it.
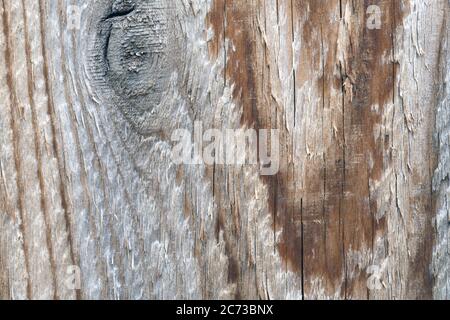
[290,0,297,128]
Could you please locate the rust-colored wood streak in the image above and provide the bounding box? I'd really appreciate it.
[0,0,449,300]
[340,0,405,299]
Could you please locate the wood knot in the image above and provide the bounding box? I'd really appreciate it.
[89,0,183,135]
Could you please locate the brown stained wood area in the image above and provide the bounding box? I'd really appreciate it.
[342,0,399,298]
[207,0,422,298]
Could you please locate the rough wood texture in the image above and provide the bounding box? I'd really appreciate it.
[0,0,448,300]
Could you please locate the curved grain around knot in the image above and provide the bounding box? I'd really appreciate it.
[87,0,186,136]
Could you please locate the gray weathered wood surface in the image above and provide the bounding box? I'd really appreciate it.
[0,0,449,299]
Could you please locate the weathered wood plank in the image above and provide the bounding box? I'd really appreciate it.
[0,0,448,300]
